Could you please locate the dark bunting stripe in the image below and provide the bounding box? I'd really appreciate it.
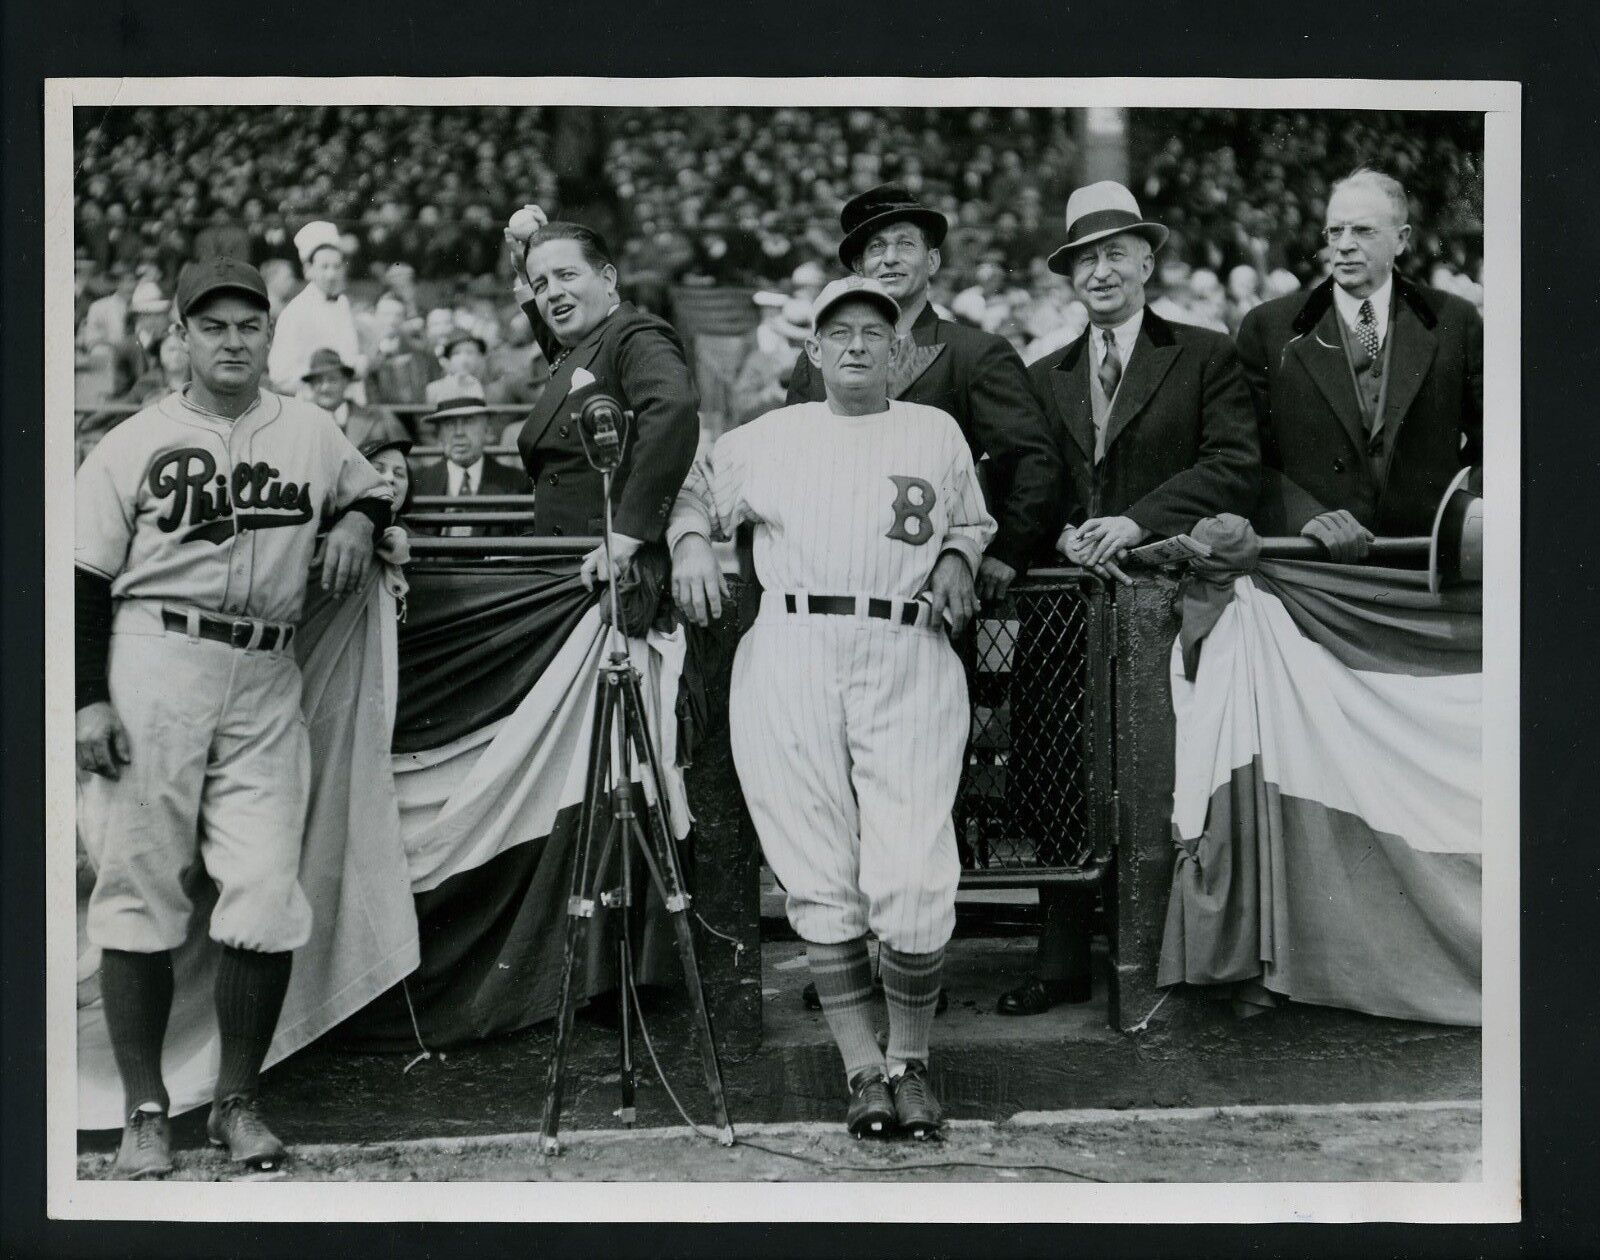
[337,795,688,1050]
[1251,560,1482,677]
[393,558,596,753]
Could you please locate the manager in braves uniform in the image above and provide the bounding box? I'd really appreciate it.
[666,277,997,1139]
[75,257,393,1178]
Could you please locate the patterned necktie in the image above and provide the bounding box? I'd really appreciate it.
[1097,328,1123,399]
[1356,298,1381,361]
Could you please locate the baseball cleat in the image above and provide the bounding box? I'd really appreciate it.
[890,1060,943,1139]
[113,1107,174,1180]
[845,1069,896,1139]
[207,1094,287,1169]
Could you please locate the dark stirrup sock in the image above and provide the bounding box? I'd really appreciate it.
[805,938,886,1083]
[99,948,175,1115]
[880,944,946,1075]
[213,946,293,1100]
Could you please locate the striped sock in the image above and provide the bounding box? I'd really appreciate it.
[881,944,945,1077]
[213,946,293,1100]
[805,938,885,1083]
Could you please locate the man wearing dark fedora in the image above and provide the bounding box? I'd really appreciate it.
[1003,180,1259,1016]
[303,347,411,452]
[785,183,1065,607]
[1236,169,1483,558]
[410,373,533,539]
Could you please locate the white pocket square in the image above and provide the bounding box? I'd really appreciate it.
[569,367,597,393]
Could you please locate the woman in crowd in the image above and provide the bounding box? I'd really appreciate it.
[358,434,415,616]
[505,206,700,584]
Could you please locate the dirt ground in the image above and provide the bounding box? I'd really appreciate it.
[76,1100,1481,1184]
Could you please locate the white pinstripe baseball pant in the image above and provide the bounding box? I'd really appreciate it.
[729,598,967,954]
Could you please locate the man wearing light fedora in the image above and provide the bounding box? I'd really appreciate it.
[1002,180,1260,1017]
[785,183,1065,608]
[410,374,533,539]
[303,348,411,452]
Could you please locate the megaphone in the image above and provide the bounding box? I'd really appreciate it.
[1428,465,1483,594]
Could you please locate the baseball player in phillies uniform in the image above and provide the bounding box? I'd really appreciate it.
[74,257,393,1178]
[666,277,996,1138]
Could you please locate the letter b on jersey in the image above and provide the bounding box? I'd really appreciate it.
[885,475,937,546]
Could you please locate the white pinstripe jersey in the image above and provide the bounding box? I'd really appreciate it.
[668,399,996,598]
[75,388,392,625]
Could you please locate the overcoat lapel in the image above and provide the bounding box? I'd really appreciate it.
[1049,333,1096,460]
[1101,328,1179,455]
[1288,301,1367,456]
[1381,294,1438,438]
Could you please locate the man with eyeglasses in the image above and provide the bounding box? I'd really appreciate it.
[1238,169,1483,558]
[668,276,996,1139]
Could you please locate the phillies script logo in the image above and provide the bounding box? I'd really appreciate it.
[149,448,314,545]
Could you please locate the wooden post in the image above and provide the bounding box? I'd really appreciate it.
[1107,574,1184,1032]
[682,589,763,1059]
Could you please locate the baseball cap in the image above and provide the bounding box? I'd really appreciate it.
[809,276,899,332]
[175,257,270,318]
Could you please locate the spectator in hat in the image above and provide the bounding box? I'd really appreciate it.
[303,348,410,451]
[266,221,366,397]
[1003,178,1260,1018]
[108,281,176,399]
[785,182,1065,607]
[409,374,533,538]
[79,270,138,353]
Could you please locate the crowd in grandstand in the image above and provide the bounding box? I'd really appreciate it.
[73,105,1485,451]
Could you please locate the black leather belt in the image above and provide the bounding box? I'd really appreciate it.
[783,593,924,625]
[162,609,295,652]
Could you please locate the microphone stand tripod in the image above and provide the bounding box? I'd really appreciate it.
[539,443,734,1155]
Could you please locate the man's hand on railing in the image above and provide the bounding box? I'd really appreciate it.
[1299,509,1374,563]
[1056,524,1132,586]
[671,533,728,627]
[975,556,1017,604]
[579,532,643,590]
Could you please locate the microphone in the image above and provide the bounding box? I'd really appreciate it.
[575,392,631,474]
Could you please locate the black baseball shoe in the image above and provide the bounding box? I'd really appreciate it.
[845,1069,897,1139]
[207,1094,287,1169]
[995,975,1090,1016]
[113,1107,174,1180]
[890,1061,943,1140]
[803,981,949,1015]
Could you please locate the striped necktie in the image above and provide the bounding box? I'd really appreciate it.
[1097,328,1123,399]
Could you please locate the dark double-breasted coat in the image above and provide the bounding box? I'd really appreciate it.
[786,302,1065,573]
[1028,306,1261,536]
[1236,275,1483,537]
[515,298,700,541]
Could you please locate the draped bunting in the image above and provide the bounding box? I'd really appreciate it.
[78,557,693,1128]
[1158,554,1483,1026]
[78,578,419,1131]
